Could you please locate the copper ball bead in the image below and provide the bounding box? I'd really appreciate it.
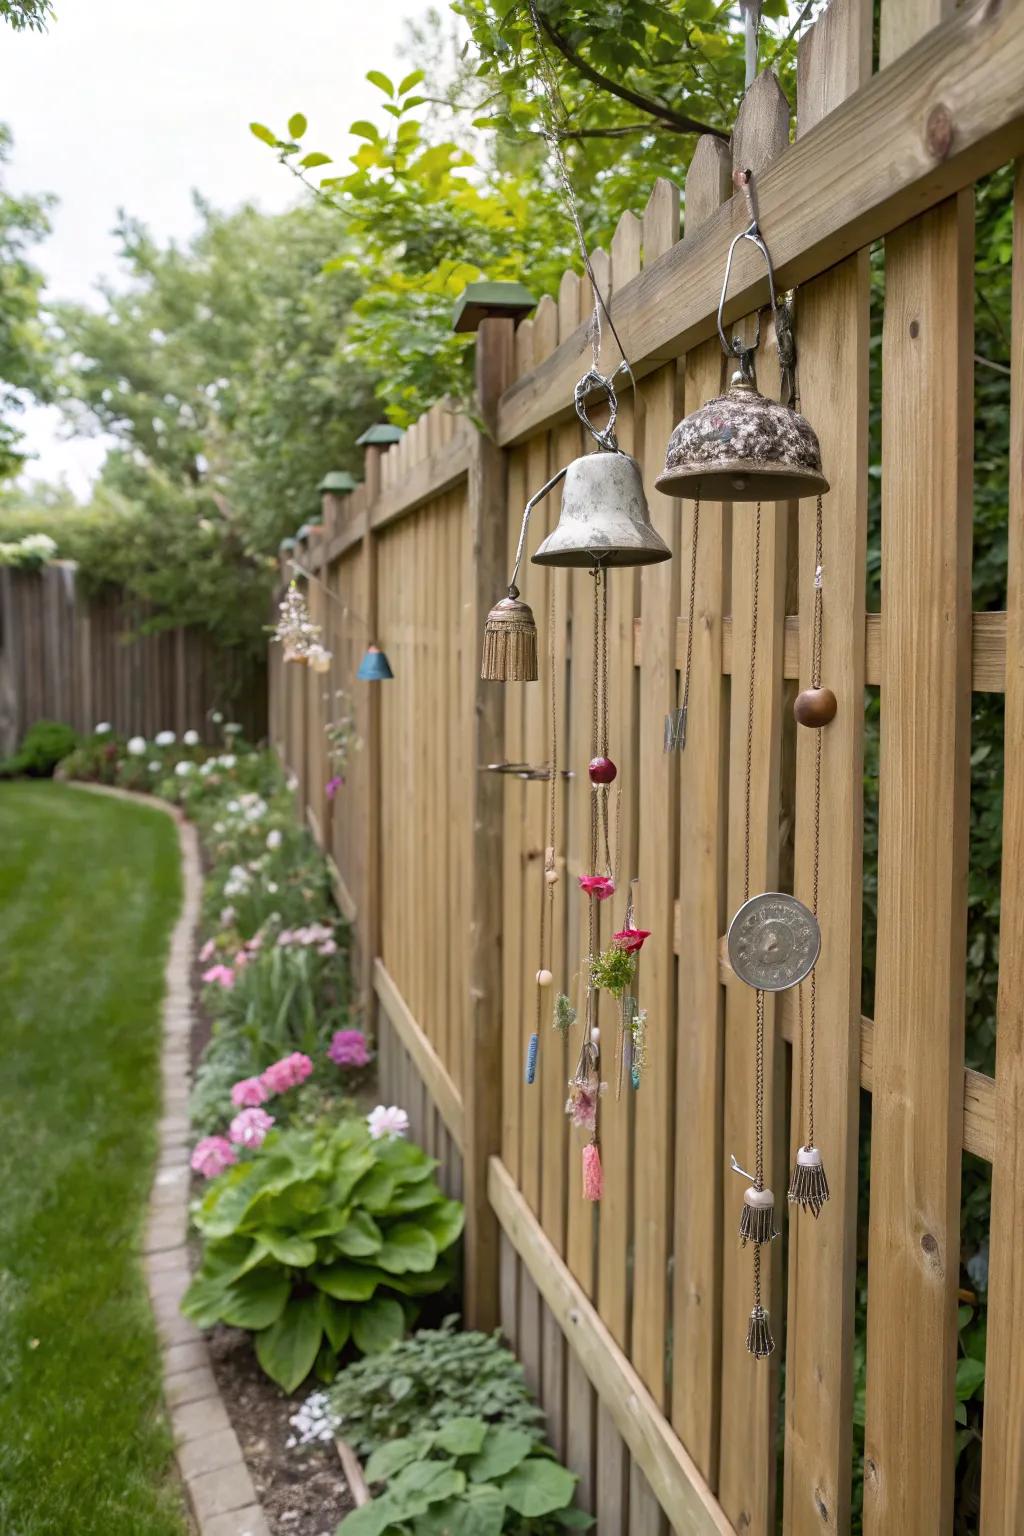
[794,687,838,728]
[588,756,617,785]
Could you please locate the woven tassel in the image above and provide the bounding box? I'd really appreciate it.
[582,1142,603,1201]
[739,1187,779,1247]
[524,1032,539,1084]
[788,1144,830,1217]
[481,592,538,682]
[746,1302,774,1359]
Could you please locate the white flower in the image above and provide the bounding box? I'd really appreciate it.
[286,773,298,792]
[211,710,224,724]
[266,881,279,894]
[126,736,146,756]
[212,821,225,835]
[174,760,195,777]
[148,761,161,773]
[219,754,236,769]
[21,532,57,559]
[266,829,282,851]
[154,730,175,747]
[199,761,213,777]
[224,722,242,735]
[367,1104,410,1141]
[183,728,200,746]
[95,722,112,735]
[220,906,236,927]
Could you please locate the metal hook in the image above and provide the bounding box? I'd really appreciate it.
[574,369,620,452]
[715,169,781,377]
[730,1154,757,1183]
[508,466,569,594]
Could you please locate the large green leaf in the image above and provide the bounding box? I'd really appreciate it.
[501,1457,577,1517]
[318,1293,352,1352]
[417,1484,506,1536]
[380,1257,453,1297]
[466,1426,532,1482]
[255,1294,323,1392]
[180,1270,230,1328]
[351,1295,405,1354]
[387,1460,465,1515]
[375,1222,438,1275]
[312,1263,385,1301]
[198,1234,267,1284]
[333,1209,384,1258]
[220,1268,291,1330]
[373,1137,437,1184]
[364,1431,435,1484]
[385,1181,445,1215]
[418,1198,465,1253]
[261,1231,317,1267]
[336,1494,401,1536]
[434,1417,488,1456]
[350,1168,396,1213]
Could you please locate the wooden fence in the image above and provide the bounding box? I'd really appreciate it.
[272,1,1024,1530]
[0,563,266,754]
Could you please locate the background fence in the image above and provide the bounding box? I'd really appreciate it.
[272,1,1024,1530]
[0,563,266,754]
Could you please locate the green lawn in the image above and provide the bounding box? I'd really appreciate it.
[0,782,189,1536]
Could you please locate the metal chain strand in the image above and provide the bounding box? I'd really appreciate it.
[681,496,701,723]
[743,503,763,905]
[806,492,824,1149]
[755,987,766,1190]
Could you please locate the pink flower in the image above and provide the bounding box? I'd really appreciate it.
[190,1136,237,1179]
[326,775,343,800]
[246,931,264,952]
[233,948,251,970]
[231,1076,269,1107]
[578,874,616,902]
[229,1107,275,1148]
[367,1104,409,1140]
[613,927,651,954]
[328,1029,371,1068]
[318,939,338,957]
[260,1052,314,1095]
[202,963,235,989]
[276,929,294,948]
[199,938,216,963]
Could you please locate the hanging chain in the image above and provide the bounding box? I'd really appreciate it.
[743,504,763,905]
[536,574,558,1045]
[680,496,701,730]
[806,494,824,1148]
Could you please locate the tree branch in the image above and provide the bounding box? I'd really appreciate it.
[537,13,729,141]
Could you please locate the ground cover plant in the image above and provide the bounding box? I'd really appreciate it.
[0,782,187,1535]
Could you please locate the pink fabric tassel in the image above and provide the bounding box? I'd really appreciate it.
[582,1142,604,1201]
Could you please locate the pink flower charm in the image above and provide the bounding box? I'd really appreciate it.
[328,1029,371,1069]
[260,1052,314,1095]
[231,1076,269,1108]
[613,927,651,954]
[565,1081,599,1132]
[367,1104,410,1140]
[578,874,616,902]
[229,1107,274,1148]
[190,1136,238,1179]
[326,775,343,800]
[202,963,235,989]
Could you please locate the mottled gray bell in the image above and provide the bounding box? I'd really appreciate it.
[532,451,671,569]
[656,372,829,502]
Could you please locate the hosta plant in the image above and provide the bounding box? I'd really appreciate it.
[338,1417,593,1535]
[181,1120,463,1391]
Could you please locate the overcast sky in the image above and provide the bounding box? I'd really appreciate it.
[4,0,426,495]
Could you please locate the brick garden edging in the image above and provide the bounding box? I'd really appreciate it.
[71,785,271,1536]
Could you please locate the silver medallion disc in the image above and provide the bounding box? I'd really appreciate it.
[727,892,820,992]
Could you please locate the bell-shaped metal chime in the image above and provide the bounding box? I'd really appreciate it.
[656,176,827,503]
[356,644,394,681]
[482,374,669,681]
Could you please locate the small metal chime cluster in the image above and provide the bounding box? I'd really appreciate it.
[656,168,833,1359]
[482,371,669,1201]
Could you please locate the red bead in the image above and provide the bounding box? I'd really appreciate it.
[794,687,838,728]
[588,756,617,784]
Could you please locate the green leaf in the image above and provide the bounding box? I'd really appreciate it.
[376,1222,438,1275]
[318,1293,351,1352]
[388,1460,465,1512]
[417,1484,506,1536]
[419,1198,465,1253]
[180,1270,230,1328]
[364,1432,435,1483]
[398,69,424,95]
[336,1495,401,1536]
[352,1168,397,1212]
[467,1425,533,1481]
[288,113,307,139]
[249,121,277,146]
[381,104,402,119]
[300,152,332,169]
[955,1356,986,1401]
[261,1231,317,1267]
[501,1457,577,1517]
[333,1209,384,1257]
[434,1417,488,1456]
[366,70,394,97]
[220,1269,291,1330]
[401,96,426,111]
[349,120,381,144]
[255,1294,323,1392]
[313,1263,385,1301]
[352,1294,405,1354]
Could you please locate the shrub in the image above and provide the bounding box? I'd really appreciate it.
[0,718,79,778]
[328,1319,544,1459]
[338,1417,592,1535]
[182,1120,464,1391]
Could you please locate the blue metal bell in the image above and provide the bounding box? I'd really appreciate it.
[356,645,394,681]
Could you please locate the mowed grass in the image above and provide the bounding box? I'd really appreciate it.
[0,783,189,1536]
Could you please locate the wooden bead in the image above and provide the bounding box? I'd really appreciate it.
[544,868,560,885]
[794,686,837,728]
[536,968,553,987]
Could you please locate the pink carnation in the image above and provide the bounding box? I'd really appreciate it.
[229,1107,274,1148]
[326,775,343,800]
[231,1075,269,1108]
[328,1029,371,1069]
[260,1052,314,1095]
[202,963,235,989]
[578,874,616,901]
[191,1136,237,1179]
[199,938,216,963]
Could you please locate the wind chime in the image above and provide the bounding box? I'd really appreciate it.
[656,169,829,1357]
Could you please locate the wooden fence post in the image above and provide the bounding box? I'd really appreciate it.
[461,304,517,1329]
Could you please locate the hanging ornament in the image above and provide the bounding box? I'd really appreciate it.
[274,580,323,664]
[356,644,394,682]
[655,171,828,504]
[789,497,833,1216]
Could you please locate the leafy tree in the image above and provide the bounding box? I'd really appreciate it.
[0,125,53,480]
[0,0,54,31]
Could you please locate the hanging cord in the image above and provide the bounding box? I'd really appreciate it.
[525,0,635,407]
[680,496,701,738]
[743,505,767,1324]
[805,494,824,1148]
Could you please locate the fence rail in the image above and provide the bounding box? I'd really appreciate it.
[273,1,1024,1529]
